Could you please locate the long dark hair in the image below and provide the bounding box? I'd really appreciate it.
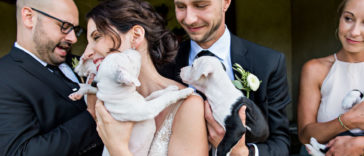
[338,0,349,15]
[86,0,178,68]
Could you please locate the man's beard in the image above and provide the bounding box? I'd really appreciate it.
[33,19,72,65]
[198,21,221,44]
[186,15,222,44]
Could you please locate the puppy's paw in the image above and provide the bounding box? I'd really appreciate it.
[177,88,194,98]
[146,85,179,101]
[165,85,179,91]
[69,93,83,101]
[305,144,325,156]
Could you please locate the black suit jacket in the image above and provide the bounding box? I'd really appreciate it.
[160,34,291,156]
[0,47,103,156]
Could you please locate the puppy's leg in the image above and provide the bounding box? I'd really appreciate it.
[143,88,194,119]
[304,137,326,156]
[69,84,97,101]
[342,89,363,110]
[145,85,178,101]
[216,102,245,156]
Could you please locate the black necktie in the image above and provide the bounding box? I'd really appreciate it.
[46,64,78,90]
[195,50,217,59]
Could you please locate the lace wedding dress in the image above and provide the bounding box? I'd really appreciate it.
[147,101,183,156]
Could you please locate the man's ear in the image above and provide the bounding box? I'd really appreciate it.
[223,0,231,12]
[131,25,145,49]
[22,7,35,29]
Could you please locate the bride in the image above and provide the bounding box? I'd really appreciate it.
[83,0,209,155]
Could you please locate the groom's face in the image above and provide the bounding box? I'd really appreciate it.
[174,0,229,47]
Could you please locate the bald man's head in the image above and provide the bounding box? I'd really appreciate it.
[16,0,52,23]
[15,0,79,65]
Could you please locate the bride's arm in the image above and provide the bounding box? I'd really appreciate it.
[168,95,209,155]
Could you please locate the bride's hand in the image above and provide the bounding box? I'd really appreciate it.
[95,100,134,156]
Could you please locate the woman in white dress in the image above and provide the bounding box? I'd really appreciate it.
[298,0,364,155]
[83,0,209,155]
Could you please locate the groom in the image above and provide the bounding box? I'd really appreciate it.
[161,0,291,155]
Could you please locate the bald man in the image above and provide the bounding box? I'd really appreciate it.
[0,0,103,155]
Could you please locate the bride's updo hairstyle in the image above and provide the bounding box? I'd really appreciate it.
[86,0,178,68]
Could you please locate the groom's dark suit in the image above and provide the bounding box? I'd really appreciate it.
[0,47,103,156]
[161,34,291,156]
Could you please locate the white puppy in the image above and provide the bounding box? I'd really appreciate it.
[69,54,98,101]
[180,56,269,156]
[96,49,194,156]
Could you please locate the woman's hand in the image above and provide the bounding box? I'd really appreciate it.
[204,101,249,156]
[343,101,364,130]
[95,100,134,156]
[325,136,364,156]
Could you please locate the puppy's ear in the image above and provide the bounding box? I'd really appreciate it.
[191,65,213,81]
[115,68,141,86]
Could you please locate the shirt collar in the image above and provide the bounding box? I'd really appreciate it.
[14,42,47,67]
[190,26,231,61]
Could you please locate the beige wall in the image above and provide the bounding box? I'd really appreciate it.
[291,0,342,121]
[0,2,16,57]
[235,0,293,120]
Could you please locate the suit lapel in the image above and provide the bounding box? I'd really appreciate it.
[230,34,249,76]
[230,34,256,100]
[172,41,191,85]
[10,47,84,110]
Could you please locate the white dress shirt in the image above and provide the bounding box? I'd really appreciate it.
[188,26,234,80]
[14,42,79,83]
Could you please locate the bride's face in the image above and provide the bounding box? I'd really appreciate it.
[83,19,133,68]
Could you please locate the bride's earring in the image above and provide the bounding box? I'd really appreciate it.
[131,39,136,50]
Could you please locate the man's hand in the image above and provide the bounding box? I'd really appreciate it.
[325,136,364,156]
[204,101,249,155]
[204,101,225,147]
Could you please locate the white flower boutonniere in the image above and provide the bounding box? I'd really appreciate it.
[232,63,261,98]
[71,57,79,69]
